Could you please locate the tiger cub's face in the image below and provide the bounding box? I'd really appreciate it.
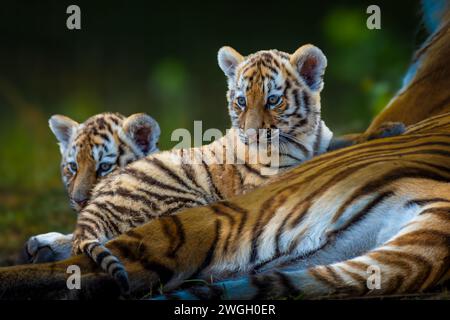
[218,45,327,144]
[49,112,160,212]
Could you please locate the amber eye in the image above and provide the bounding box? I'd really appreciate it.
[68,162,77,173]
[267,95,282,109]
[98,163,113,173]
[236,96,247,109]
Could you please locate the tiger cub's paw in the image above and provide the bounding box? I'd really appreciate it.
[17,232,73,264]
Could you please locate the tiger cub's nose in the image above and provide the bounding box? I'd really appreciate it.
[75,198,88,209]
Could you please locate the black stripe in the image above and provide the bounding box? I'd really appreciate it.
[210,204,236,226]
[148,158,204,195]
[333,167,450,219]
[280,134,309,155]
[160,202,198,217]
[170,216,186,256]
[275,271,302,297]
[249,197,282,263]
[86,241,101,254]
[210,204,236,255]
[313,121,323,156]
[96,187,160,212]
[160,216,186,258]
[91,201,124,233]
[241,162,264,177]
[201,159,224,199]
[124,166,198,197]
[108,239,143,261]
[222,201,249,244]
[282,151,450,233]
[134,187,205,207]
[279,152,304,163]
[191,220,222,278]
[140,261,174,284]
[188,284,224,300]
[105,258,118,272]
[330,191,395,235]
[95,250,111,266]
[82,208,117,238]
[181,163,208,194]
[124,229,143,240]
[251,274,276,299]
[404,198,450,208]
[418,206,450,216]
[302,91,310,114]
[77,217,103,237]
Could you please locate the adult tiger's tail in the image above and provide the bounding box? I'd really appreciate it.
[157,201,450,300]
[83,241,130,294]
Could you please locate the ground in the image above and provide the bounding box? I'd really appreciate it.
[0,188,75,266]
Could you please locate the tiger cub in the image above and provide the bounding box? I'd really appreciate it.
[50,112,160,211]
[65,44,333,291]
[21,112,160,263]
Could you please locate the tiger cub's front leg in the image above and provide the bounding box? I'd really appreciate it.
[18,232,73,264]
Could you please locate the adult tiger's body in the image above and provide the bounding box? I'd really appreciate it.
[0,112,448,300]
[161,113,450,299]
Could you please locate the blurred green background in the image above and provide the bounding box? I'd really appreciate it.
[0,0,424,263]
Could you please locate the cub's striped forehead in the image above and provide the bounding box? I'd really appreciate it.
[233,50,296,93]
[65,113,125,163]
[239,51,290,76]
[240,50,290,73]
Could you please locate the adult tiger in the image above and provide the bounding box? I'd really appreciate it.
[20,112,161,263]
[0,112,447,300]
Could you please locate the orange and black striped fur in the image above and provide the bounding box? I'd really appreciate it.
[1,1,447,299]
[26,45,333,288]
[0,112,448,300]
[50,112,161,212]
[22,47,403,267]
[20,112,160,263]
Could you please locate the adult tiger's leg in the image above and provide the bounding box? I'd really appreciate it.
[158,202,450,300]
[0,253,123,299]
[0,206,222,299]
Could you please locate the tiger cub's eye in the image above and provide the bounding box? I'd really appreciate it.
[236,96,247,109]
[99,163,113,173]
[68,162,77,173]
[267,95,282,109]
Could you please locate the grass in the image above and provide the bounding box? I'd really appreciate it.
[0,188,76,266]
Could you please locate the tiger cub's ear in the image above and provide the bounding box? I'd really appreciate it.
[49,115,79,154]
[290,44,327,92]
[218,46,244,79]
[122,113,161,155]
